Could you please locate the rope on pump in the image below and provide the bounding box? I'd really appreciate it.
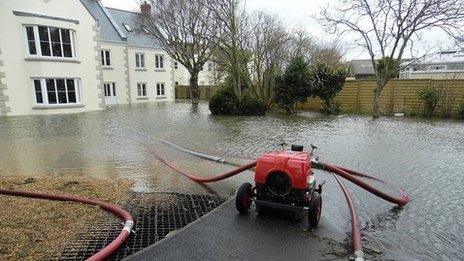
[0,188,133,261]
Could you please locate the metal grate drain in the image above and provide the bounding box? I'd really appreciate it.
[53,192,225,261]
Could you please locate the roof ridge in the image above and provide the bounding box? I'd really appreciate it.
[105,6,140,15]
[97,1,127,40]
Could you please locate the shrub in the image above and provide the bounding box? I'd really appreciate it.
[209,86,239,115]
[209,87,267,116]
[310,60,347,114]
[458,101,464,120]
[238,91,267,116]
[275,57,312,113]
[417,86,440,117]
[320,100,341,115]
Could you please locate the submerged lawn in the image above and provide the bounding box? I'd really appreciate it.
[0,176,132,260]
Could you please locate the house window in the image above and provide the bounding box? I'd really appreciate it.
[156,83,165,96]
[103,83,116,97]
[32,78,80,105]
[141,26,149,33]
[25,25,74,58]
[428,65,446,71]
[174,61,178,69]
[137,83,147,97]
[101,50,111,66]
[122,23,132,32]
[155,54,164,69]
[135,53,145,68]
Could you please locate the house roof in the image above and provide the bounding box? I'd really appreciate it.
[106,7,160,48]
[79,0,159,48]
[350,59,375,75]
[403,50,464,66]
[79,0,126,42]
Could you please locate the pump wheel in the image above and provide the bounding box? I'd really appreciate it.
[236,183,253,214]
[308,192,322,228]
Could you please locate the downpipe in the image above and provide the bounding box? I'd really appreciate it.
[0,188,133,261]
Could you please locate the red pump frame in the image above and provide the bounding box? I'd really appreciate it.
[254,151,312,190]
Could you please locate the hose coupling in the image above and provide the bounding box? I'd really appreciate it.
[123,220,134,233]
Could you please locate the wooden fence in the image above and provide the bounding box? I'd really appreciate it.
[302,79,464,115]
[175,79,464,115]
[175,85,220,100]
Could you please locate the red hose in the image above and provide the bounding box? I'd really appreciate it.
[149,148,257,182]
[320,162,409,206]
[0,188,133,261]
[332,174,364,260]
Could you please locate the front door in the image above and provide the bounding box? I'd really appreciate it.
[104,82,117,105]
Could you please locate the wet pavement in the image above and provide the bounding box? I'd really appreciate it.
[124,198,349,261]
[1,101,463,260]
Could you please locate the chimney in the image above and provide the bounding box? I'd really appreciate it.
[140,1,151,14]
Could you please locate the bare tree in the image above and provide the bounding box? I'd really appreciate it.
[320,0,464,118]
[288,29,316,61]
[249,12,289,108]
[207,0,251,98]
[137,0,218,105]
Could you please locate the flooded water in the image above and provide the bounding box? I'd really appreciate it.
[0,101,463,260]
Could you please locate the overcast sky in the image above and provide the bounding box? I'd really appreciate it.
[101,0,457,60]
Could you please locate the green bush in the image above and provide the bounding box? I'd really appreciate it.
[310,60,347,115]
[275,57,312,113]
[417,86,440,117]
[209,87,267,116]
[238,92,267,116]
[320,100,341,115]
[458,101,464,120]
[209,86,239,115]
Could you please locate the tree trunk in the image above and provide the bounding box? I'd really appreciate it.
[189,70,200,105]
[373,79,386,118]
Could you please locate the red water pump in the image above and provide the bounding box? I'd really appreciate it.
[235,144,323,227]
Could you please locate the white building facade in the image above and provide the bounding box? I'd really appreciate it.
[0,0,176,116]
[400,50,464,79]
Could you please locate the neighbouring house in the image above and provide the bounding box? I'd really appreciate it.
[399,49,464,79]
[0,0,197,116]
[173,60,219,86]
[348,59,376,79]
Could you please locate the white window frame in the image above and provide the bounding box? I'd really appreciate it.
[156,82,166,97]
[135,52,145,69]
[24,25,76,59]
[103,82,116,97]
[428,65,446,71]
[155,54,164,70]
[122,23,132,32]
[137,82,147,98]
[101,49,111,67]
[31,78,81,106]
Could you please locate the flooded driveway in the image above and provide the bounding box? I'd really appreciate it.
[1,101,463,260]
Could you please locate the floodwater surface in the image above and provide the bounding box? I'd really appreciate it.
[0,101,463,260]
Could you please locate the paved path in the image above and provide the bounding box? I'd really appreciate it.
[124,198,349,261]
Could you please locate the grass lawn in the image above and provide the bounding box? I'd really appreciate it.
[0,175,132,260]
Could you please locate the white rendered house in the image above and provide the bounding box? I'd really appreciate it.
[0,0,175,116]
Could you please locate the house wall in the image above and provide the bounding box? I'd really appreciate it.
[100,42,130,104]
[400,71,464,80]
[0,0,102,116]
[173,62,217,86]
[127,46,174,103]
